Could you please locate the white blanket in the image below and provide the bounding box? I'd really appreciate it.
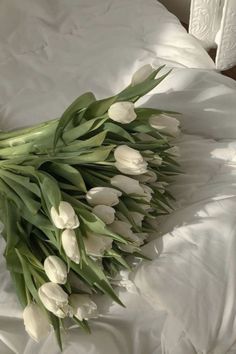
[1,1,235,353]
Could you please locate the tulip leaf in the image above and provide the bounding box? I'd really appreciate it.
[10,271,27,307]
[36,171,61,210]
[15,250,40,302]
[84,96,117,118]
[117,69,171,101]
[53,92,96,149]
[3,177,40,215]
[6,249,23,273]
[48,163,87,192]
[122,198,150,216]
[126,122,154,133]
[1,199,20,255]
[73,317,91,333]
[65,146,115,164]
[21,207,55,231]
[71,257,124,307]
[0,170,40,196]
[63,116,108,143]
[103,122,135,143]
[105,249,131,270]
[50,314,63,351]
[135,107,180,119]
[132,251,152,261]
[61,131,107,153]
[0,178,24,209]
[77,207,127,244]
[126,141,168,151]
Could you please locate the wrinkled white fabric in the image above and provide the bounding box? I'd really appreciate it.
[0,0,214,130]
[0,0,235,353]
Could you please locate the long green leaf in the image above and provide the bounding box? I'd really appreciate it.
[48,163,87,192]
[53,92,96,149]
[103,122,135,143]
[117,69,171,101]
[10,271,27,307]
[84,96,117,118]
[63,117,108,143]
[3,177,40,214]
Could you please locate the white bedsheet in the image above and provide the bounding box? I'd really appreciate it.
[0,1,235,354]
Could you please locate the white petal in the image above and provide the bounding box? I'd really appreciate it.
[131,64,154,86]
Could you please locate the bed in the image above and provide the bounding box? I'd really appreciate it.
[0,0,236,353]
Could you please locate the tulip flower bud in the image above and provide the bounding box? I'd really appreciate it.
[38,282,70,318]
[109,220,140,244]
[165,146,180,157]
[152,155,163,166]
[108,102,137,124]
[130,212,144,227]
[44,256,67,284]
[135,170,157,183]
[131,64,155,86]
[92,205,115,224]
[61,229,80,264]
[152,181,168,194]
[110,175,145,195]
[84,231,113,256]
[149,114,180,137]
[141,185,154,203]
[23,303,50,342]
[50,201,79,229]
[86,187,122,206]
[114,145,148,175]
[69,294,98,321]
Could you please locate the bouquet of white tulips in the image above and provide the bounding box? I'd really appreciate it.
[0,65,181,349]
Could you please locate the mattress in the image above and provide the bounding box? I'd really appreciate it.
[1,1,235,354]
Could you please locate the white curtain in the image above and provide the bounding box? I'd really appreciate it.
[189,0,236,70]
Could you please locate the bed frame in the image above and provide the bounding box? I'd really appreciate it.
[189,0,236,70]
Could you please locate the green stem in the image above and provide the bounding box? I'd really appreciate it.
[0,120,58,148]
[25,286,31,304]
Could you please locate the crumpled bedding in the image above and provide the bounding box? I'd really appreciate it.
[0,0,236,353]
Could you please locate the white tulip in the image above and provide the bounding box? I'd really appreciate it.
[110,175,145,195]
[50,201,79,229]
[114,145,148,175]
[165,146,180,157]
[131,64,155,86]
[44,256,67,284]
[92,205,115,224]
[108,101,137,124]
[23,303,50,342]
[69,294,97,321]
[130,212,144,227]
[152,155,163,166]
[38,282,70,318]
[135,232,148,242]
[141,185,154,203]
[152,181,168,194]
[135,170,157,183]
[118,232,145,253]
[149,114,180,137]
[86,187,122,206]
[83,232,113,256]
[61,229,80,264]
[112,270,137,293]
[109,220,140,243]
